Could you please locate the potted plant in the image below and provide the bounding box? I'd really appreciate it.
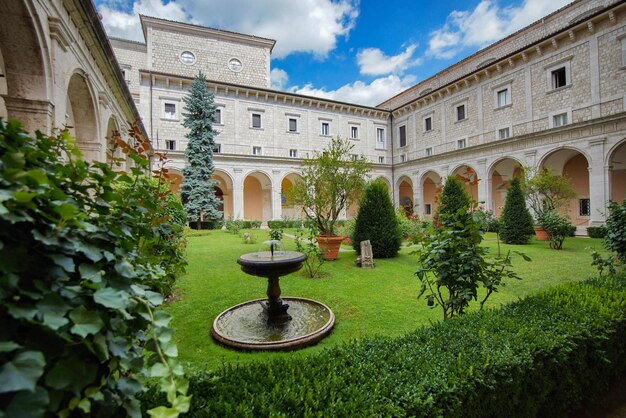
[521,167,577,241]
[289,137,371,260]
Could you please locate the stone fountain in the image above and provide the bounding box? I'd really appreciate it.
[211,240,335,350]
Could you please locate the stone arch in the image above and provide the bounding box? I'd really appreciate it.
[166,168,184,195]
[281,172,305,220]
[0,0,52,131]
[451,164,479,202]
[539,147,590,226]
[397,175,414,217]
[243,171,273,222]
[373,176,393,202]
[213,169,234,219]
[607,139,626,203]
[488,157,524,217]
[421,170,442,220]
[66,71,100,161]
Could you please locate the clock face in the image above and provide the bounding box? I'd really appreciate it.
[228,58,243,72]
[180,51,196,65]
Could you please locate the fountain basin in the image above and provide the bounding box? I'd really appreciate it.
[237,251,307,278]
[211,297,335,351]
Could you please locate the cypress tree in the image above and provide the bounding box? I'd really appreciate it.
[435,176,471,227]
[352,180,402,258]
[499,177,534,244]
[180,72,222,229]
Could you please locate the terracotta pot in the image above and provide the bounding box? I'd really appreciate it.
[534,226,549,241]
[316,235,344,261]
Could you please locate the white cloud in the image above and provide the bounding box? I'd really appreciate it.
[356,45,421,76]
[98,0,358,59]
[270,68,289,90]
[289,74,416,107]
[99,0,189,41]
[427,0,571,59]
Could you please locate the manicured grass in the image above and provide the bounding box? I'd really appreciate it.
[166,229,607,371]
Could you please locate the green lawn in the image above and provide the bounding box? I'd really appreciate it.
[167,229,606,371]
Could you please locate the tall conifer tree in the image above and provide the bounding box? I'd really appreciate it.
[180,72,222,228]
[499,177,535,244]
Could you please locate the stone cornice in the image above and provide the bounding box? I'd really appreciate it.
[140,15,276,53]
[139,69,391,120]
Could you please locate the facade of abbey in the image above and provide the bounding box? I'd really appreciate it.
[1,0,626,233]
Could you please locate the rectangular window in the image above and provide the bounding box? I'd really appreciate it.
[425,147,433,157]
[350,126,359,139]
[456,104,466,121]
[498,127,510,139]
[457,138,466,149]
[213,143,221,154]
[424,116,432,132]
[165,139,176,151]
[252,146,261,155]
[425,203,432,215]
[399,125,407,147]
[251,113,262,128]
[378,156,384,163]
[350,154,358,161]
[164,103,176,119]
[289,149,297,158]
[553,113,568,127]
[551,67,567,89]
[400,154,407,163]
[288,118,298,132]
[579,198,590,216]
[497,89,508,107]
[376,128,385,147]
[214,108,222,124]
[321,122,330,136]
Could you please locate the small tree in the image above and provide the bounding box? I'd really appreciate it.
[604,200,626,264]
[434,176,471,227]
[499,177,534,244]
[180,71,222,229]
[522,167,577,223]
[352,180,402,258]
[289,137,371,236]
[416,176,528,320]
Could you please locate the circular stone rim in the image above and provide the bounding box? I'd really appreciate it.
[211,297,335,351]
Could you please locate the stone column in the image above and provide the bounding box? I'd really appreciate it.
[271,170,282,221]
[3,96,54,134]
[476,159,488,207]
[233,168,244,219]
[588,138,608,226]
[411,170,421,218]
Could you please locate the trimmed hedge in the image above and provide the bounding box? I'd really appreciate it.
[587,226,607,239]
[144,275,626,417]
[189,220,224,230]
[267,219,303,229]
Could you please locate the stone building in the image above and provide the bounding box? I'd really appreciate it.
[2,0,625,233]
[0,0,142,163]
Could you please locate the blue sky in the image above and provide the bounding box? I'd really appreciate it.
[96,0,571,106]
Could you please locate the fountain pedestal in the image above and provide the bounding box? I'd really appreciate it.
[264,276,291,322]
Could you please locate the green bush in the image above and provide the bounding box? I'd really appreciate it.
[0,120,189,417]
[189,220,224,230]
[540,211,575,250]
[144,275,626,417]
[605,200,626,264]
[499,177,535,244]
[267,219,302,229]
[352,180,402,258]
[434,176,471,226]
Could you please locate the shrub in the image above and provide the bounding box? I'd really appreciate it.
[434,176,471,226]
[0,120,189,417]
[539,211,575,250]
[352,180,402,258]
[605,200,626,264]
[295,226,325,278]
[146,275,626,417]
[499,177,535,244]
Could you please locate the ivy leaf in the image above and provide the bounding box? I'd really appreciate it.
[0,342,21,353]
[94,287,129,310]
[36,294,71,330]
[79,263,102,284]
[149,363,169,378]
[0,351,45,393]
[6,386,49,418]
[69,306,104,338]
[45,358,97,392]
[115,260,134,277]
[145,291,164,307]
[53,202,77,219]
[147,406,181,418]
[13,191,37,203]
[50,254,75,273]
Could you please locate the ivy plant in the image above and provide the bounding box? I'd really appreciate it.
[0,120,189,417]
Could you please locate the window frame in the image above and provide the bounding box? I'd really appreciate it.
[289,149,298,158]
[288,117,298,133]
[376,127,386,149]
[545,57,572,92]
[165,139,176,151]
[162,101,178,120]
[213,107,224,125]
[423,114,433,133]
[398,125,407,148]
[549,109,572,128]
[320,121,330,136]
[498,126,511,140]
[378,156,385,164]
[399,154,407,163]
[251,113,262,129]
[252,146,262,156]
[425,147,433,157]
[350,125,359,140]
[455,103,467,122]
[213,143,221,154]
[457,138,467,149]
